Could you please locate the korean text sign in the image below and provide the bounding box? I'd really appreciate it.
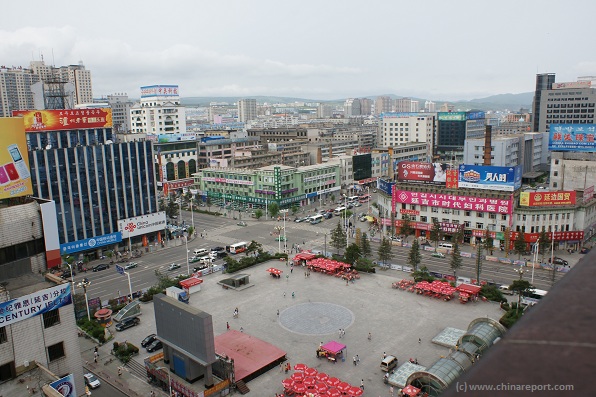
[393,190,512,214]
[12,108,112,132]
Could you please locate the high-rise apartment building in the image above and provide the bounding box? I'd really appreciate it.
[30,60,94,107]
[317,103,333,118]
[375,96,392,115]
[344,98,361,117]
[394,98,416,112]
[379,113,435,160]
[238,99,257,122]
[107,93,133,133]
[360,98,372,116]
[436,111,485,161]
[130,85,186,135]
[0,66,41,117]
[424,100,436,112]
[531,73,556,132]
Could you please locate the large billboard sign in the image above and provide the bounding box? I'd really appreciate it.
[141,85,179,98]
[552,81,591,90]
[458,165,522,192]
[157,133,196,142]
[438,112,466,121]
[118,212,167,239]
[0,284,71,327]
[60,232,122,255]
[520,191,576,207]
[549,124,596,152]
[0,118,33,199]
[393,190,512,214]
[377,178,395,196]
[397,162,450,185]
[12,109,112,132]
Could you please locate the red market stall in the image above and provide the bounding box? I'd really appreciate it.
[180,276,203,295]
[457,283,482,304]
[402,384,422,397]
[316,340,347,363]
[293,252,317,266]
[266,267,283,278]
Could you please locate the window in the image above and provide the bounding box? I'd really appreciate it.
[420,216,427,222]
[465,211,471,216]
[0,327,6,344]
[48,342,65,362]
[464,221,471,228]
[489,213,497,219]
[43,309,60,328]
[477,212,484,218]
[476,223,484,229]
[431,207,438,213]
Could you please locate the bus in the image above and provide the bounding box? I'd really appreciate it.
[227,241,248,254]
[310,214,323,224]
[521,288,548,306]
[333,206,347,216]
[359,194,371,203]
[347,196,359,203]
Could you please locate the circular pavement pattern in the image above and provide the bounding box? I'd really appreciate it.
[279,302,354,335]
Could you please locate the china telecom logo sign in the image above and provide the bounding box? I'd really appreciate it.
[125,222,137,233]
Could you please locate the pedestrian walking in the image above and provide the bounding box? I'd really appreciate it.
[93,351,98,363]
[418,338,421,344]
[360,379,364,390]
[283,292,286,298]
[390,386,394,396]
[339,329,342,338]
[118,367,123,377]
[290,267,293,273]
[356,354,360,363]
[226,322,230,330]
[240,327,244,333]
[277,309,279,316]
[353,356,357,366]
[291,292,295,298]
[368,332,372,340]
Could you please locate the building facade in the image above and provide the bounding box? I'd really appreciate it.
[237,99,257,123]
[375,96,392,115]
[436,111,485,161]
[106,93,133,133]
[0,67,41,117]
[379,113,435,160]
[130,85,186,135]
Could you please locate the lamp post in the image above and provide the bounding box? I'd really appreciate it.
[184,232,190,275]
[280,209,288,253]
[324,233,327,258]
[342,194,349,248]
[531,238,539,284]
[515,266,525,313]
[78,278,91,321]
[190,194,195,232]
[366,186,370,215]
[155,366,172,396]
[65,263,75,295]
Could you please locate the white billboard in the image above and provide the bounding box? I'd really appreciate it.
[118,212,167,238]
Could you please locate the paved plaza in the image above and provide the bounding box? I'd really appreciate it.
[172,259,504,396]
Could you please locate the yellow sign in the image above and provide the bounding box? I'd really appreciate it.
[0,118,33,199]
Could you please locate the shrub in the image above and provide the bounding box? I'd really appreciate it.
[480,285,506,303]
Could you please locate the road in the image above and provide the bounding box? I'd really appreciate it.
[68,205,565,303]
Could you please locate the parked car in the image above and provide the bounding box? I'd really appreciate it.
[146,339,163,352]
[124,262,138,270]
[389,236,402,242]
[92,263,110,272]
[168,263,181,271]
[84,373,101,389]
[141,334,157,348]
[60,269,76,279]
[323,212,333,219]
[115,317,140,331]
[548,257,568,266]
[237,221,247,227]
[431,252,445,258]
[211,246,225,253]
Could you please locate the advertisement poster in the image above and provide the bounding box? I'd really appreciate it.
[60,232,123,255]
[520,191,576,207]
[0,284,72,327]
[0,118,33,199]
[397,161,450,185]
[458,165,521,192]
[393,190,512,214]
[549,124,596,152]
[118,212,167,238]
[49,374,77,397]
[12,109,112,132]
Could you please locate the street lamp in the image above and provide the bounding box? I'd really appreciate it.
[65,263,75,295]
[184,232,190,275]
[324,233,327,258]
[531,238,539,284]
[515,267,525,313]
[190,194,195,233]
[280,209,288,253]
[78,278,91,321]
[155,366,172,396]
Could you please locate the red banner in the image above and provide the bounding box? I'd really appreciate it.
[12,109,112,132]
[510,230,584,242]
[399,209,420,216]
[446,169,458,189]
[520,191,576,207]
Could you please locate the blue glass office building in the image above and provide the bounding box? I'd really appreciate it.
[27,128,157,245]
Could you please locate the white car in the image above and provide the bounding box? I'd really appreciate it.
[84,373,101,389]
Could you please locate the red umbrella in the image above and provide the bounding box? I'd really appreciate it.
[402,384,421,396]
[327,387,341,397]
[348,386,363,396]
[293,382,306,394]
[304,367,318,377]
[326,377,340,387]
[282,378,294,389]
[294,363,308,372]
[303,376,316,387]
[315,382,328,393]
[336,381,351,393]
[316,372,329,382]
[291,372,305,381]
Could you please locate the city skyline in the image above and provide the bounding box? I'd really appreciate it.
[2,0,595,101]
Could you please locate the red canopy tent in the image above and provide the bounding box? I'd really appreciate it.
[348,386,363,396]
[294,363,308,372]
[304,367,318,377]
[402,384,421,396]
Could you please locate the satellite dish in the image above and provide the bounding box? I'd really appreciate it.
[45,144,52,150]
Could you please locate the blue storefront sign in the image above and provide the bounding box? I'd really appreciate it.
[60,232,122,255]
[549,124,596,152]
[377,178,395,196]
[458,165,521,192]
[0,284,71,327]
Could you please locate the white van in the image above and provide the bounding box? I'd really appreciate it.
[439,243,453,249]
[198,256,213,265]
[193,248,209,257]
[380,355,398,372]
[333,206,347,216]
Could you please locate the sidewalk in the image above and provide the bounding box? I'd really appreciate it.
[80,335,161,397]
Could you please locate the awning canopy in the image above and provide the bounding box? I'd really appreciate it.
[321,341,347,354]
[457,283,482,295]
[180,277,203,288]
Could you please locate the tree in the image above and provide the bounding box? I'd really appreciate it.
[453,226,465,244]
[206,197,212,212]
[483,228,494,255]
[450,241,463,278]
[408,239,422,271]
[360,233,372,257]
[329,221,347,254]
[399,214,414,241]
[291,204,299,215]
[254,209,263,220]
[429,219,442,248]
[514,231,527,259]
[377,237,394,267]
[246,240,262,256]
[268,202,280,219]
[538,230,551,262]
[330,194,336,204]
[510,279,534,314]
[344,243,362,265]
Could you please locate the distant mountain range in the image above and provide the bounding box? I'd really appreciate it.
[181,92,534,112]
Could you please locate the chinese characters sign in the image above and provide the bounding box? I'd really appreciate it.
[397,161,449,185]
[140,85,179,98]
[393,190,513,214]
[446,169,458,189]
[549,124,596,152]
[520,191,576,207]
[510,231,584,242]
[12,109,112,132]
[458,165,522,192]
[0,284,71,327]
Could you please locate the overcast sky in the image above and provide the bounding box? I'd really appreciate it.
[2,0,595,102]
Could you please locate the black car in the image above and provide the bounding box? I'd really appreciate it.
[92,263,110,272]
[141,334,157,348]
[115,317,140,331]
[211,246,225,253]
[322,212,333,219]
[60,269,76,279]
[549,257,569,266]
[146,339,163,352]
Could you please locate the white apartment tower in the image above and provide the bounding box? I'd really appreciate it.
[380,113,435,160]
[0,66,41,117]
[30,60,93,106]
[375,96,393,115]
[238,99,257,122]
[130,85,187,135]
[107,93,133,133]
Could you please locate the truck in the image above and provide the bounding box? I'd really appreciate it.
[166,286,189,304]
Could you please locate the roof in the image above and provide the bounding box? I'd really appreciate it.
[456,284,481,295]
[321,341,346,354]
